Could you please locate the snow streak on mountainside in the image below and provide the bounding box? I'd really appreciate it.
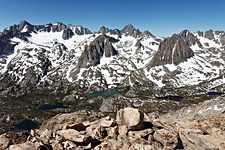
[0,21,225,97]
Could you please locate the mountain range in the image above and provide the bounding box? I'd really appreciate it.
[1,20,225,98]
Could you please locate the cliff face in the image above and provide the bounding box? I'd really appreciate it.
[150,34,194,67]
[1,96,225,150]
[77,35,119,68]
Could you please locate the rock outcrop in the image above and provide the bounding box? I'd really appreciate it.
[99,26,122,38]
[77,35,119,68]
[1,95,225,149]
[121,24,142,38]
[62,28,74,40]
[179,29,202,47]
[0,107,179,150]
[150,34,194,67]
[116,107,144,130]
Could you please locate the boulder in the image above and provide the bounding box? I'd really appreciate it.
[65,122,86,131]
[128,129,154,139]
[116,107,144,130]
[51,142,63,150]
[0,134,10,149]
[99,117,117,128]
[118,125,128,136]
[57,129,92,145]
[8,142,41,150]
[153,128,179,149]
[93,126,108,141]
[39,129,53,144]
[106,126,118,139]
[40,110,97,131]
[62,140,77,149]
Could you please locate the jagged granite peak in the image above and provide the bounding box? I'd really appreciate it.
[0,25,27,56]
[150,34,194,67]
[2,25,27,40]
[99,26,122,38]
[50,22,67,32]
[204,29,215,40]
[72,25,92,35]
[77,35,119,68]
[62,28,74,40]
[18,20,33,32]
[219,31,225,46]
[0,36,16,56]
[5,20,91,38]
[121,24,142,37]
[196,29,225,46]
[142,30,155,38]
[179,29,202,47]
[197,29,216,40]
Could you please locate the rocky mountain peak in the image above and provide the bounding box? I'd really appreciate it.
[179,29,202,47]
[77,35,119,68]
[142,30,155,38]
[150,34,194,67]
[18,20,34,34]
[204,29,215,40]
[19,20,31,27]
[121,24,141,37]
[98,26,121,38]
[99,26,109,34]
[62,28,74,40]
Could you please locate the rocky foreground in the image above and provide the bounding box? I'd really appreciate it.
[0,96,225,150]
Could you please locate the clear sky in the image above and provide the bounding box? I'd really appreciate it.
[0,0,225,37]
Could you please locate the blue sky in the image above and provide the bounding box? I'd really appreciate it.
[0,0,225,36]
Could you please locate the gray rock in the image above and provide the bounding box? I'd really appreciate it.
[179,29,202,47]
[99,95,131,113]
[142,30,155,38]
[51,22,67,32]
[204,29,215,40]
[121,24,142,38]
[99,26,122,38]
[150,34,194,67]
[153,128,179,149]
[116,107,144,130]
[62,28,74,40]
[0,134,10,149]
[57,129,92,144]
[18,20,34,33]
[77,35,119,68]
[8,142,41,150]
[74,26,92,35]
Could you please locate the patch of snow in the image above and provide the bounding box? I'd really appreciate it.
[21,25,28,33]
